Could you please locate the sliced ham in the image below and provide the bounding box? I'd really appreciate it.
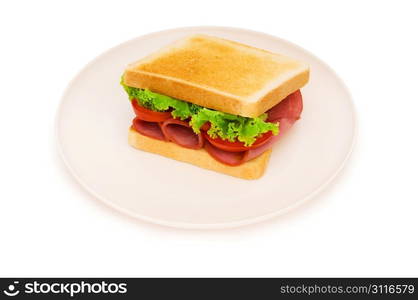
[132,117,166,141]
[267,90,303,122]
[161,118,204,149]
[204,143,247,166]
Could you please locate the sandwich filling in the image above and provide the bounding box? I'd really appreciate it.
[121,78,303,166]
[122,80,278,146]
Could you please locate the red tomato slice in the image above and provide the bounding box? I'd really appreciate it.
[131,99,172,122]
[202,131,273,152]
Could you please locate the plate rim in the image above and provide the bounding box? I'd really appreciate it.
[55,26,358,229]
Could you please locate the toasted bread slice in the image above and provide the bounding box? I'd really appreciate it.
[128,128,271,180]
[123,34,309,118]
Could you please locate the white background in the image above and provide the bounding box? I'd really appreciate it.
[1,0,417,277]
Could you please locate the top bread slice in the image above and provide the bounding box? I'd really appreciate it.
[123,34,309,118]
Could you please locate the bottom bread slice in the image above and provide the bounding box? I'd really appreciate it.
[128,128,271,180]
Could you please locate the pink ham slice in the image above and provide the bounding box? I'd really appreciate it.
[204,143,248,166]
[204,90,303,166]
[132,117,166,141]
[161,118,204,149]
[267,90,303,122]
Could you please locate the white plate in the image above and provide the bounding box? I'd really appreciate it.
[56,26,356,229]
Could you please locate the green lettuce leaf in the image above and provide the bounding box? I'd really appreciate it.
[190,109,278,146]
[121,79,278,146]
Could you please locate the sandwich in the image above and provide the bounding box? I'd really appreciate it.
[121,34,309,179]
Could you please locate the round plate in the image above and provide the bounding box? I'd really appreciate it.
[56,26,356,229]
